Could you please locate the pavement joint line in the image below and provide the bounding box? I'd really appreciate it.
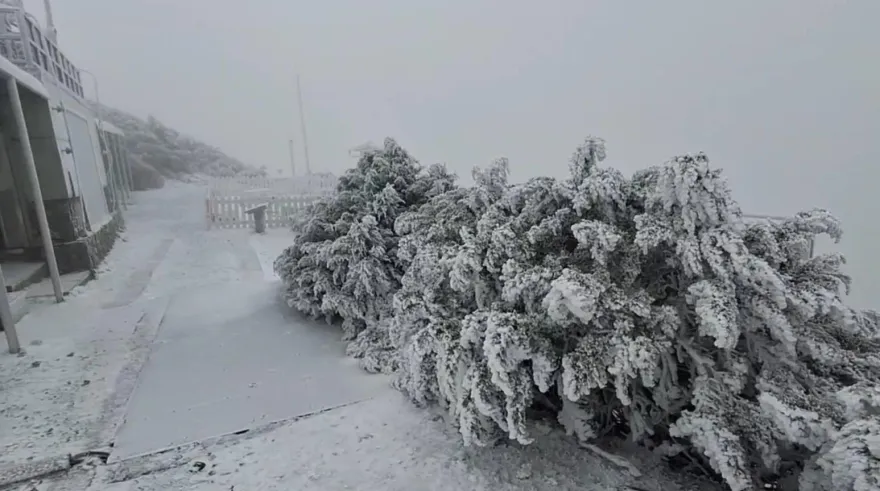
[95,297,172,456]
[104,397,377,484]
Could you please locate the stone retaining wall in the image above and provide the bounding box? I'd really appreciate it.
[53,210,124,274]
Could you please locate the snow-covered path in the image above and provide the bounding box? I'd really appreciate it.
[0,183,210,474]
[109,280,389,462]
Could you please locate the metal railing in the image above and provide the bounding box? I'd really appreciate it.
[0,1,84,98]
[742,213,815,258]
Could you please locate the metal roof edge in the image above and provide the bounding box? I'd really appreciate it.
[0,57,49,99]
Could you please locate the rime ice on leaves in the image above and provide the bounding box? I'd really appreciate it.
[278,135,880,491]
[274,138,455,373]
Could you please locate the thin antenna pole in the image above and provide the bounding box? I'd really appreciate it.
[295,74,312,175]
[288,138,296,177]
[44,0,58,42]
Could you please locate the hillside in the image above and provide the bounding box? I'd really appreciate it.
[96,104,262,190]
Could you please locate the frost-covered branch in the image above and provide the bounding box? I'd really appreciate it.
[275,136,877,491]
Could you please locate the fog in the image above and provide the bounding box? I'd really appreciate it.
[23,0,880,308]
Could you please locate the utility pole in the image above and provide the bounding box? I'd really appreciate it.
[295,74,311,175]
[288,138,296,177]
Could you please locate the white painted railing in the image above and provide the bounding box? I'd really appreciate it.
[205,175,337,230]
[743,213,815,258]
[206,194,324,230]
[208,175,336,198]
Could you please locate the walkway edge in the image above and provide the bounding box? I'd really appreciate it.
[103,397,375,484]
[0,297,170,489]
[96,296,171,454]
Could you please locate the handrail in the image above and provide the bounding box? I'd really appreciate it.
[0,2,84,98]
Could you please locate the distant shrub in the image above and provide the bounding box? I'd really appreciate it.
[129,156,165,190]
[97,104,256,179]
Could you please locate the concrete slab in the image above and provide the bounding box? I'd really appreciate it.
[27,270,92,299]
[108,280,388,462]
[1,261,46,292]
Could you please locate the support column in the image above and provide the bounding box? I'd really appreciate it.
[122,147,134,195]
[7,78,64,303]
[98,127,121,212]
[0,265,21,354]
[121,139,132,199]
[112,136,130,201]
[112,135,128,208]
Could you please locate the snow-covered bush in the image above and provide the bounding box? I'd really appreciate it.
[391,157,513,443]
[273,138,455,372]
[391,137,880,491]
[276,135,878,490]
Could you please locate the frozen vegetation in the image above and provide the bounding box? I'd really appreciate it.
[274,137,880,491]
[95,104,261,189]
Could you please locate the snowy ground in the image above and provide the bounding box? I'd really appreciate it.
[0,183,202,473]
[96,392,717,491]
[0,183,721,491]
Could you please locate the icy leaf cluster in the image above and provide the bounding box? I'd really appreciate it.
[275,136,880,491]
[273,138,455,372]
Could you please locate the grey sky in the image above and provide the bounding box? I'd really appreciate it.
[24,0,880,308]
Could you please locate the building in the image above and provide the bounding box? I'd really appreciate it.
[0,0,131,314]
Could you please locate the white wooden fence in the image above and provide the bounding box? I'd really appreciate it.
[208,175,337,198]
[205,175,336,230]
[206,194,324,230]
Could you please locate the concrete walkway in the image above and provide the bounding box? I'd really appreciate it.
[109,280,387,462]
[0,182,266,484]
[1,182,391,488]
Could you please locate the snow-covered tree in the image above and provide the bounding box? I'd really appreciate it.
[391,157,516,444]
[275,134,878,490]
[389,137,879,491]
[274,138,455,373]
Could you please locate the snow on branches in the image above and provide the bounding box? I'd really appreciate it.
[275,135,879,491]
[274,138,455,373]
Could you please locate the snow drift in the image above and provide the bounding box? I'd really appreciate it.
[274,137,880,491]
